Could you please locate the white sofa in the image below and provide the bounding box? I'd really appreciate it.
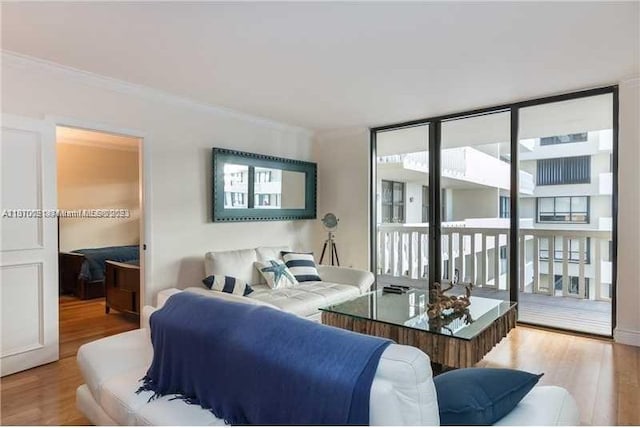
[200,246,374,320]
[76,294,580,426]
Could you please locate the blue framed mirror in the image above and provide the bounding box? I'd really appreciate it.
[212,148,317,222]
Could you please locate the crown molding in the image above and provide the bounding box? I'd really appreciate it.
[2,50,313,138]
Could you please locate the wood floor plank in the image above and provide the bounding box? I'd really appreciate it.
[479,326,639,425]
[0,297,138,426]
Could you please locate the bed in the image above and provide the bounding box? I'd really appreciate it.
[58,245,140,300]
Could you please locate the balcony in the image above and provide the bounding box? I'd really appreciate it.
[376,222,612,335]
[599,172,613,195]
[377,148,534,194]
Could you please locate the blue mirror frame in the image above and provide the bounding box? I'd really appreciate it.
[212,148,317,222]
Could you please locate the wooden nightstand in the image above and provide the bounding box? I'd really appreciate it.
[105,260,140,315]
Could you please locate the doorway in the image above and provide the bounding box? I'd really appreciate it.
[56,126,143,356]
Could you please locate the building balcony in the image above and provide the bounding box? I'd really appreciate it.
[377,148,534,194]
[599,172,613,195]
[376,221,612,335]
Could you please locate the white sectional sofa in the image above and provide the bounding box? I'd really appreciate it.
[75,294,580,426]
[200,246,374,320]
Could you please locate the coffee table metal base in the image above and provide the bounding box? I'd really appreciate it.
[321,308,517,369]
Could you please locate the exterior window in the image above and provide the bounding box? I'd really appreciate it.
[608,240,613,262]
[499,196,510,218]
[499,246,507,274]
[381,180,405,223]
[539,237,591,264]
[255,193,280,208]
[540,133,588,146]
[537,155,591,185]
[537,196,589,223]
[256,170,272,183]
[554,275,590,297]
[224,191,247,208]
[229,171,245,185]
[421,186,429,223]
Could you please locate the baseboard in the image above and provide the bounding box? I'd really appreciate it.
[614,327,640,346]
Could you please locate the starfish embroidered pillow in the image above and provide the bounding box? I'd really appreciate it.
[255,260,299,289]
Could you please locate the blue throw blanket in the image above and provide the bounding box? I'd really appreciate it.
[137,292,392,425]
[73,245,139,281]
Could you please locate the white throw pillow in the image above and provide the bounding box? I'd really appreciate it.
[204,248,260,285]
[282,252,322,282]
[256,245,291,262]
[255,260,299,289]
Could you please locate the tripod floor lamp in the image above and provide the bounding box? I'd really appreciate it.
[319,213,340,266]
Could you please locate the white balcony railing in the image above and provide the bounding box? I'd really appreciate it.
[377,223,612,302]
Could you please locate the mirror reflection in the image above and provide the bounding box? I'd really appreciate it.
[213,148,317,222]
[254,167,282,209]
[281,170,306,209]
[253,168,306,210]
[223,164,249,209]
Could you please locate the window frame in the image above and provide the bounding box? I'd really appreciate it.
[499,196,510,219]
[536,155,591,186]
[536,196,590,224]
[381,179,406,223]
[421,185,429,223]
[539,236,591,264]
[540,132,588,146]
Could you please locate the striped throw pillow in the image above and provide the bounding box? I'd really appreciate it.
[281,252,322,282]
[202,275,253,296]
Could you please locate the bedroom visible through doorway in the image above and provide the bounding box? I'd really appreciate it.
[56,126,142,356]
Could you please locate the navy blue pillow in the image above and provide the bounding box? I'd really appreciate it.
[434,368,543,425]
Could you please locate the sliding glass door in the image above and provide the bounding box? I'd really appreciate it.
[374,125,430,289]
[439,111,511,296]
[371,87,616,337]
[517,93,614,335]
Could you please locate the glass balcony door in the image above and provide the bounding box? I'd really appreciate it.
[371,87,616,337]
[439,111,511,297]
[374,125,430,289]
[517,93,614,335]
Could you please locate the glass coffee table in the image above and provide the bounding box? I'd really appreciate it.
[320,289,517,370]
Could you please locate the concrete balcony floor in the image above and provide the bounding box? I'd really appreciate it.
[378,277,612,336]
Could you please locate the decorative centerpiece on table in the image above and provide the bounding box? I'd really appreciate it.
[427,281,474,332]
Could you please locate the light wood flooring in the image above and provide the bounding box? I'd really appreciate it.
[0,297,139,425]
[477,326,640,425]
[1,298,638,425]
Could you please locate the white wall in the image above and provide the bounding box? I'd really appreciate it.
[313,128,370,269]
[615,77,640,346]
[450,188,499,221]
[57,141,140,252]
[405,182,424,223]
[1,53,314,305]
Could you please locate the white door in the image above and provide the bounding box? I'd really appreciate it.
[1,114,58,376]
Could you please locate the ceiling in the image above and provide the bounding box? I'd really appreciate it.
[2,2,638,131]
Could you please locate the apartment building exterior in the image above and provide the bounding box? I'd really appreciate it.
[375,129,613,303]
